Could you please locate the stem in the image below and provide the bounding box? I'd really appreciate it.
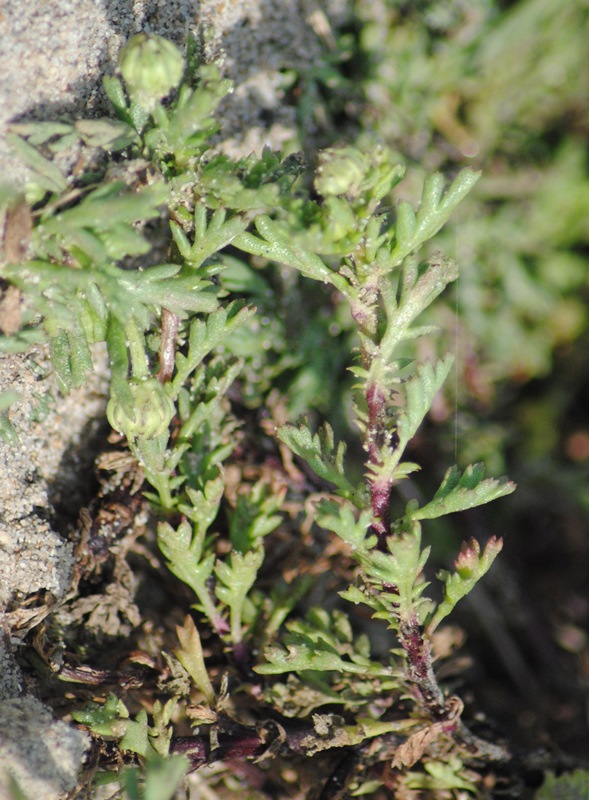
[158,307,179,383]
[366,380,394,549]
[170,717,363,771]
[352,283,397,550]
[455,721,511,762]
[133,437,173,507]
[230,608,244,651]
[192,579,228,637]
[126,319,149,379]
[171,728,265,770]
[399,617,446,718]
[170,715,509,788]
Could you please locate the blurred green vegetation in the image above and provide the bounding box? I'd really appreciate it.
[354,0,589,388]
[280,0,589,473]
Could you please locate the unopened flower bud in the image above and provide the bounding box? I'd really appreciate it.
[107,377,175,440]
[119,34,185,111]
[314,147,367,198]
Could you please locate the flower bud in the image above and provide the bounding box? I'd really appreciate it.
[107,377,175,440]
[314,147,368,198]
[454,536,503,579]
[119,34,185,111]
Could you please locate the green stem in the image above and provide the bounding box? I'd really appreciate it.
[134,436,173,508]
[126,319,149,379]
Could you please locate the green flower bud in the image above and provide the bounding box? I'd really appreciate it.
[107,377,175,440]
[119,34,185,111]
[314,147,368,198]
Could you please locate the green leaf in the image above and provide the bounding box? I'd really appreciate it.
[315,499,374,549]
[228,480,285,553]
[338,521,434,630]
[174,615,215,704]
[162,64,231,157]
[7,121,74,146]
[234,216,351,295]
[390,169,480,266]
[172,303,253,390]
[49,329,93,392]
[72,694,129,739]
[408,463,516,521]
[395,201,416,249]
[257,607,396,678]
[256,628,393,677]
[264,576,315,639]
[277,421,364,505]
[426,536,503,633]
[172,210,249,268]
[396,356,454,447]
[256,633,359,676]
[103,76,131,121]
[6,132,68,194]
[117,267,218,315]
[158,518,220,627]
[405,756,478,793]
[535,769,589,800]
[124,755,189,800]
[215,547,265,645]
[381,256,459,358]
[0,389,19,413]
[0,415,18,444]
[43,181,168,232]
[75,119,137,150]
[103,223,152,259]
[371,524,431,622]
[120,709,150,755]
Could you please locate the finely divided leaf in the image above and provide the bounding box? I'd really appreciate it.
[234,216,351,295]
[215,547,265,644]
[6,132,68,194]
[426,537,503,633]
[277,422,364,505]
[315,499,374,549]
[408,464,516,521]
[396,356,454,446]
[390,168,480,266]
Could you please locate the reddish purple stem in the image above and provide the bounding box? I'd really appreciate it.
[366,382,394,550]
[171,729,265,770]
[399,617,446,718]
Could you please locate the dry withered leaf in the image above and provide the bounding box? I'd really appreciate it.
[0,284,22,335]
[0,199,31,333]
[391,721,446,769]
[2,198,32,263]
[392,696,464,769]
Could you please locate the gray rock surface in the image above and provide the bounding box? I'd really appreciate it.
[0,635,89,800]
[0,350,108,617]
[0,694,89,800]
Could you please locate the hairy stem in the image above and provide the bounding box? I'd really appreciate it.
[399,617,446,718]
[366,380,394,549]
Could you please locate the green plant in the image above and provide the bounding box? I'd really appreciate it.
[1,32,517,799]
[536,769,589,800]
[341,0,589,481]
